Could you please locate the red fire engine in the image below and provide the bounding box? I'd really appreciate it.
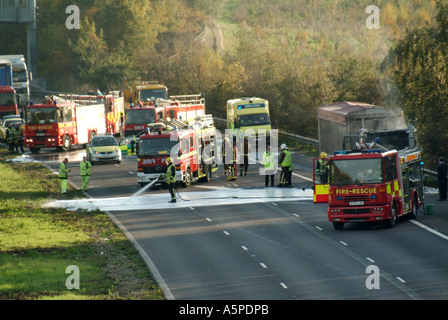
[124,94,206,138]
[24,97,106,153]
[0,86,18,118]
[314,148,425,230]
[59,92,124,136]
[136,115,218,188]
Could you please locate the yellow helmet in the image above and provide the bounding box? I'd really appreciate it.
[320,152,327,158]
[166,157,172,163]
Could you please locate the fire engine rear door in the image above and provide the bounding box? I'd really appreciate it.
[313,158,329,204]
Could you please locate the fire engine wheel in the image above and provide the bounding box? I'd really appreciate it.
[385,203,397,228]
[60,135,71,152]
[181,168,192,188]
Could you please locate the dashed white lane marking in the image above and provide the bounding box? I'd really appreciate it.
[280,282,288,289]
[206,218,212,222]
[223,231,230,236]
[241,246,248,251]
[293,214,300,218]
[260,263,267,269]
[339,241,348,246]
[315,226,323,231]
[396,277,406,283]
[366,257,375,263]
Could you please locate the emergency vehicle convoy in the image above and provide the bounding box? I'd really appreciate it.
[24,96,107,153]
[136,115,218,188]
[314,147,424,230]
[123,94,206,138]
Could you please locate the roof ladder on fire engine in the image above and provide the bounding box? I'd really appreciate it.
[171,117,189,129]
[195,114,214,129]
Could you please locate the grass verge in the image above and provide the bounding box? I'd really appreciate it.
[0,147,164,300]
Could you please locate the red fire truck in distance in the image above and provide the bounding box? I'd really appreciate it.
[24,97,106,153]
[0,86,18,118]
[320,148,424,230]
[124,94,206,138]
[60,92,124,136]
[136,115,218,188]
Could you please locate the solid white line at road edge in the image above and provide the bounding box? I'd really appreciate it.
[410,220,448,241]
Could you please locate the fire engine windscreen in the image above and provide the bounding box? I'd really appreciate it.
[26,107,72,124]
[13,69,27,83]
[330,158,384,185]
[138,138,178,157]
[140,89,167,101]
[239,113,271,127]
[125,109,156,124]
[0,92,15,105]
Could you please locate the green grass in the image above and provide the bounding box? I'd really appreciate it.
[0,148,164,300]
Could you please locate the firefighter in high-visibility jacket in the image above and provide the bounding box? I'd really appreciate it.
[227,138,238,181]
[80,156,92,192]
[317,152,329,184]
[58,158,70,194]
[165,157,177,203]
[278,144,292,187]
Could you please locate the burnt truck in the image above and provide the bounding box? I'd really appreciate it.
[313,101,421,211]
[317,101,414,155]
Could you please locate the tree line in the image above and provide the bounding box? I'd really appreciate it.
[0,0,446,168]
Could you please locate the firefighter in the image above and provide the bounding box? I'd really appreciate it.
[12,123,24,154]
[6,123,14,152]
[165,157,177,203]
[222,137,231,175]
[227,138,238,181]
[278,144,292,187]
[287,155,293,186]
[80,156,92,192]
[240,136,251,176]
[59,158,70,194]
[262,145,276,187]
[437,157,447,201]
[317,152,329,184]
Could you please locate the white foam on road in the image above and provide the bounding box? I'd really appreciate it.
[44,187,314,212]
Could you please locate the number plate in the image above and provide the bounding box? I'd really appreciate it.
[349,201,364,206]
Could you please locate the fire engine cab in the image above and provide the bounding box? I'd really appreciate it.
[137,115,218,188]
[314,148,425,230]
[24,96,106,153]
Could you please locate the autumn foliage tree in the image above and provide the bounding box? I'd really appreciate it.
[385,0,448,168]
